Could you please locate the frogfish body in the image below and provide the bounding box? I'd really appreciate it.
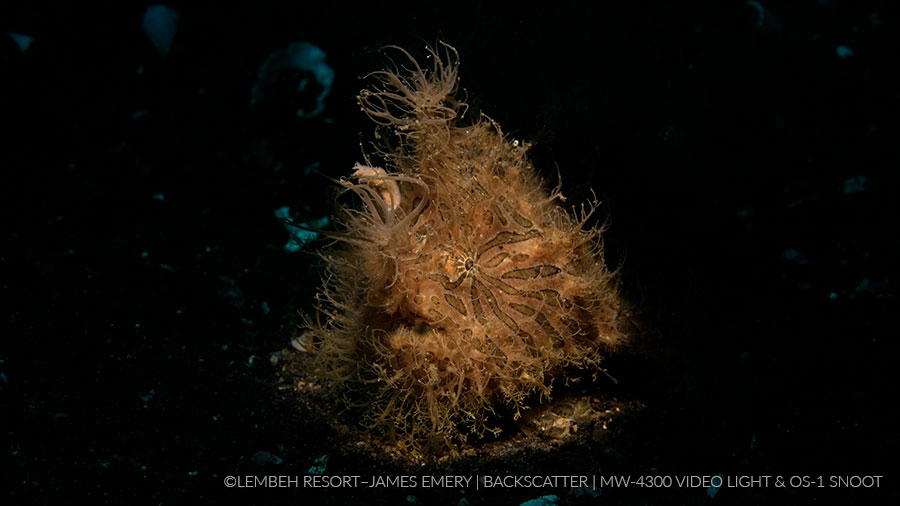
[302,43,629,447]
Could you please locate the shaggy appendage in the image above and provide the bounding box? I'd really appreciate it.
[302,43,629,447]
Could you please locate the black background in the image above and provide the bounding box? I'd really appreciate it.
[3,1,898,504]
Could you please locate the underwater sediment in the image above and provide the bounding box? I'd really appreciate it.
[298,43,631,449]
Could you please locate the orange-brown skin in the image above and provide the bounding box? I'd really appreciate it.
[302,43,629,446]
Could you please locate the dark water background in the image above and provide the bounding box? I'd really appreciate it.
[3,1,897,504]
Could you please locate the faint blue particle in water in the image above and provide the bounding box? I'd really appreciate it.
[835,45,854,59]
[274,206,329,253]
[308,454,328,474]
[707,474,724,498]
[251,42,334,119]
[251,450,283,465]
[520,495,559,506]
[141,5,180,55]
[843,175,867,194]
[783,248,809,265]
[7,32,33,52]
